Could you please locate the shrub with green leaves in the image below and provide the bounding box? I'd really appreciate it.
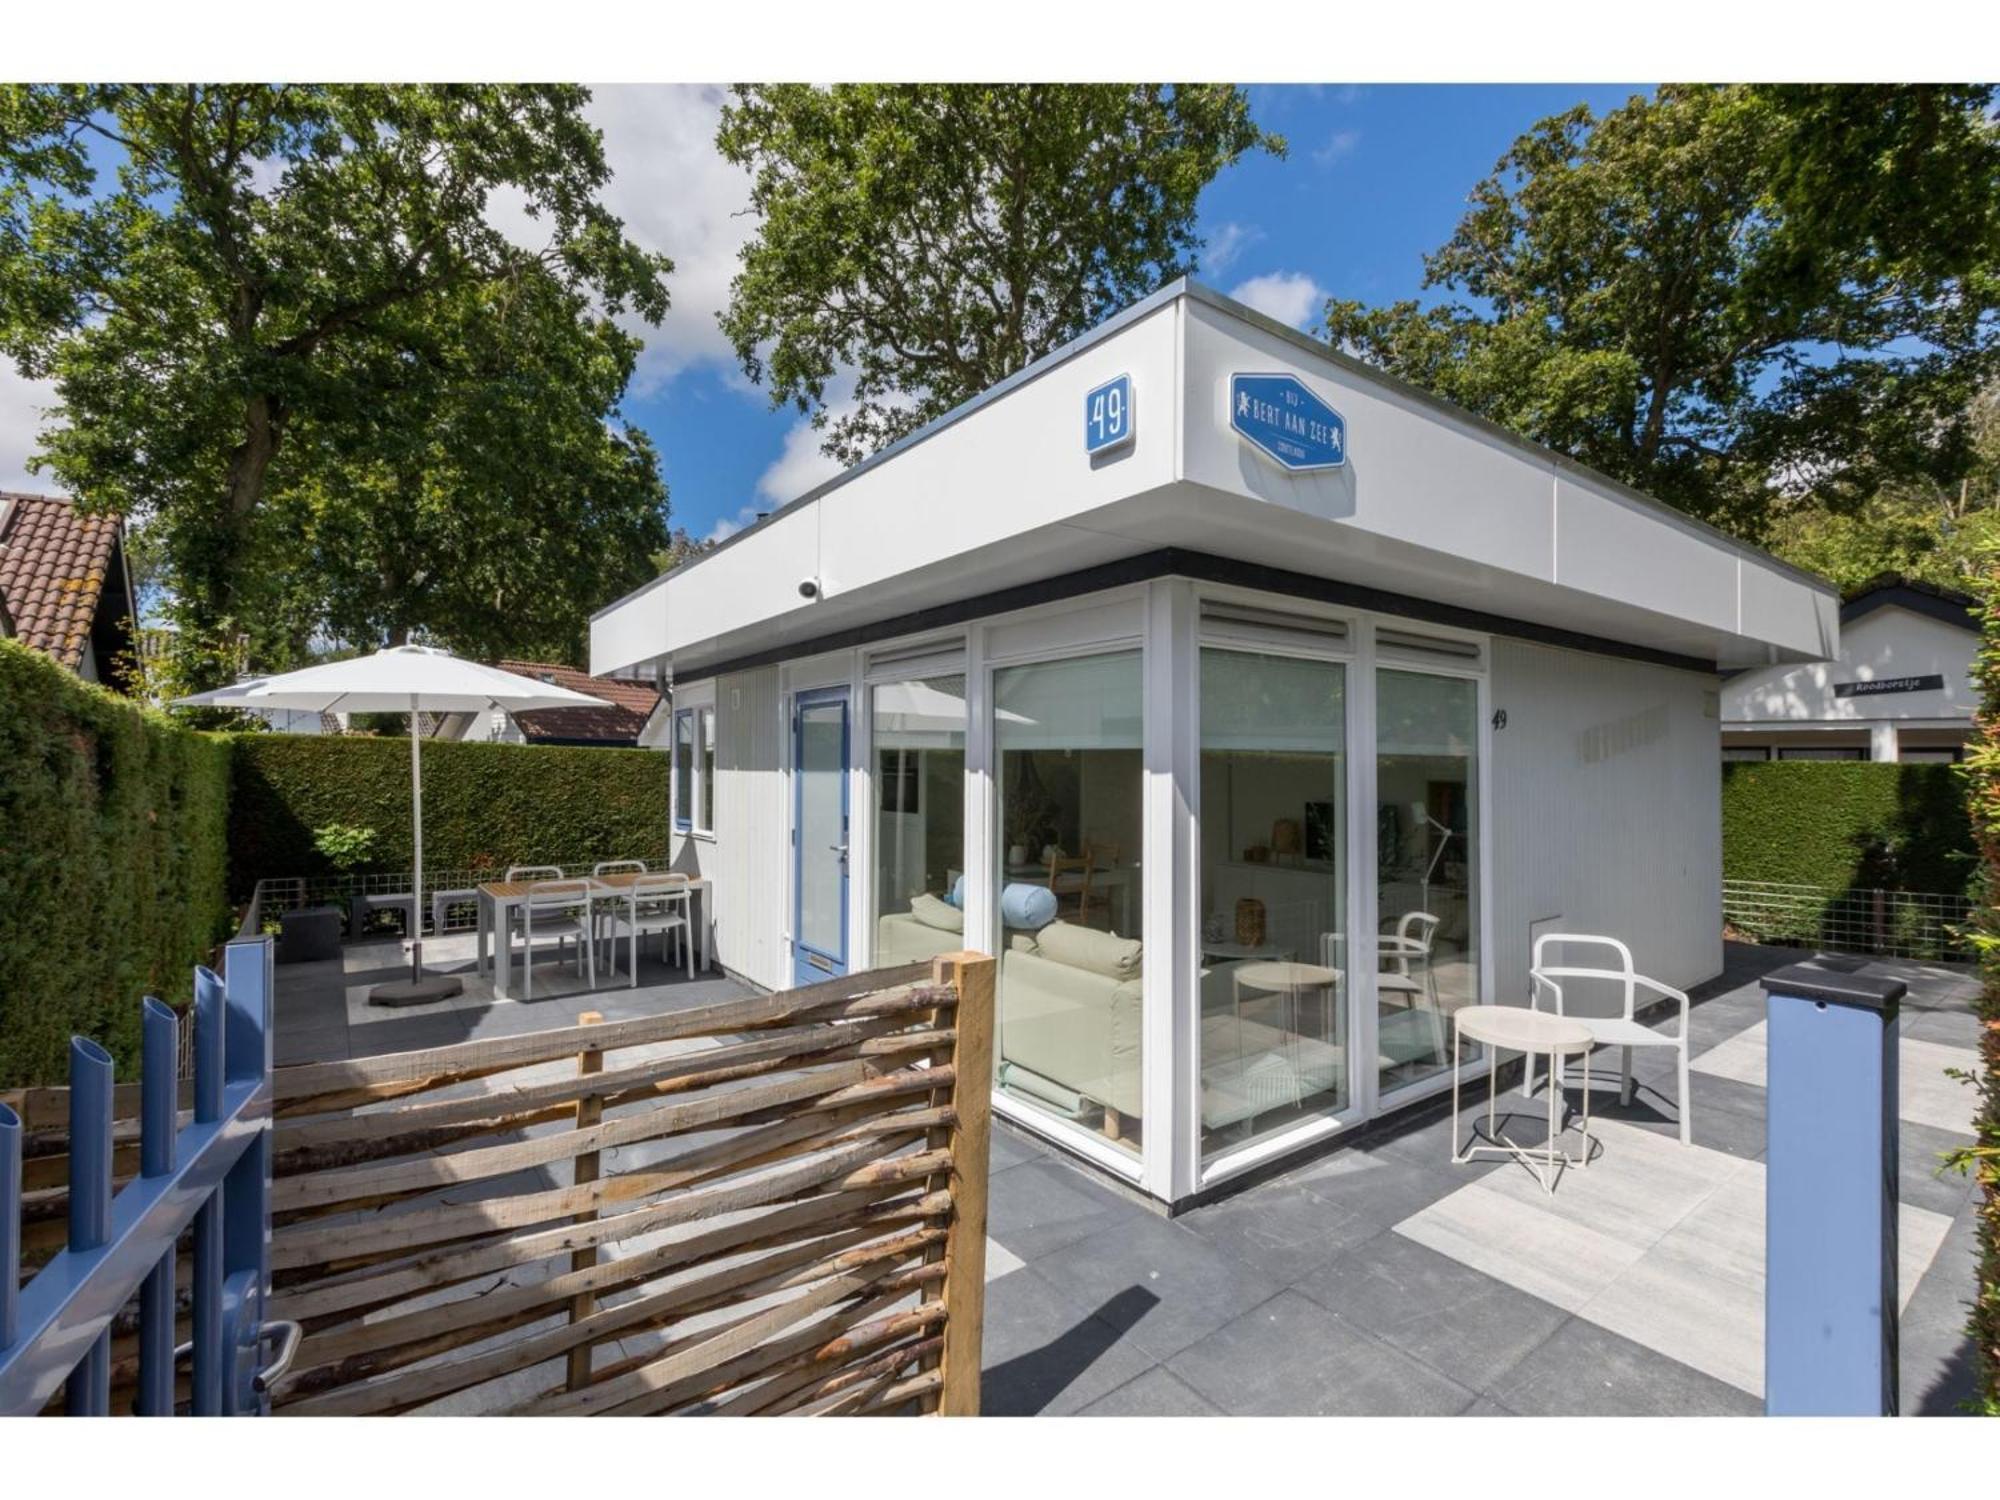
[1721,760,1976,896]
[0,639,233,1086]
[229,734,667,894]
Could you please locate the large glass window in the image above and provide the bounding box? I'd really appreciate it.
[1374,668,1479,1090]
[993,652,1144,1157]
[698,708,716,832]
[870,675,967,970]
[672,709,695,831]
[1199,648,1348,1161]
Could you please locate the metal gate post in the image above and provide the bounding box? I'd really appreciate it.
[1762,959,1905,1415]
[221,937,275,1414]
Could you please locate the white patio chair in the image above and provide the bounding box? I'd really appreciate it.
[605,873,692,986]
[1526,931,1691,1145]
[593,859,648,876]
[521,878,595,999]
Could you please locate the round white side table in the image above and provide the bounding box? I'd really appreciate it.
[1450,1004,1597,1194]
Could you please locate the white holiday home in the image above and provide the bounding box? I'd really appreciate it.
[590,280,1838,1208]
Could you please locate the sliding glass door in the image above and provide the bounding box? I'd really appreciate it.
[869,674,967,970]
[1198,647,1349,1163]
[1374,667,1479,1093]
[992,652,1144,1156]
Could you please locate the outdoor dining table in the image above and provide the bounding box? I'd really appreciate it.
[474,872,712,1000]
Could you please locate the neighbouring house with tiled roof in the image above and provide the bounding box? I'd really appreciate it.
[430,659,662,746]
[0,491,138,690]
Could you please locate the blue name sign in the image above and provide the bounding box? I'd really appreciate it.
[1231,373,1346,471]
[1084,373,1134,455]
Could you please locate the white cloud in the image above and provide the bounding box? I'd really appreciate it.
[1312,130,1361,167]
[0,362,59,493]
[1229,271,1328,331]
[755,397,858,508]
[586,85,761,393]
[1203,220,1261,276]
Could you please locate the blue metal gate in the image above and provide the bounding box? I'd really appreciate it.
[0,936,289,1416]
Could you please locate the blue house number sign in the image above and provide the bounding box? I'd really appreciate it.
[1231,373,1346,471]
[1084,373,1134,455]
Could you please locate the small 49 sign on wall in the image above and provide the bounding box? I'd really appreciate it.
[1084,373,1134,455]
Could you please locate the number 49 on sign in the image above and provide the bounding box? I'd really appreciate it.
[1084,374,1134,455]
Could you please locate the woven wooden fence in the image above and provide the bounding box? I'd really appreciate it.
[9,952,995,1416]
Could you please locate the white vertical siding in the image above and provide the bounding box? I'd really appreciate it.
[695,666,789,992]
[1489,640,1722,1002]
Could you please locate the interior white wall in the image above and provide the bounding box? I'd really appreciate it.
[1489,639,1723,1001]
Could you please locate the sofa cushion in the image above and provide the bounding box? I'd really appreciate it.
[908,893,964,933]
[1033,920,1142,981]
[1000,882,1059,930]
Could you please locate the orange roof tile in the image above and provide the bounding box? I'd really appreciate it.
[492,659,660,744]
[0,492,126,672]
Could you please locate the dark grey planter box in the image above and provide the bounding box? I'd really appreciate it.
[278,904,344,964]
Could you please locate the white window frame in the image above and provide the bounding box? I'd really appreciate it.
[672,683,717,841]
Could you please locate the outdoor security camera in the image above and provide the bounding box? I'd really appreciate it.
[798,577,821,600]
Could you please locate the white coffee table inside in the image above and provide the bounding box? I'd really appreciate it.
[1450,1003,1597,1194]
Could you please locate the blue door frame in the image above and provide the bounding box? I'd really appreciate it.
[792,688,851,987]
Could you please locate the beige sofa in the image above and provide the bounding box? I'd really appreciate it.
[997,923,1145,1131]
[875,897,966,967]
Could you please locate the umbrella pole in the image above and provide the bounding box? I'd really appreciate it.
[368,691,461,1005]
[410,694,423,984]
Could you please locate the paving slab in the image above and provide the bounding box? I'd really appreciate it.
[1495,1318,1760,1416]
[1166,1291,1475,1416]
[1295,1227,1570,1394]
[978,1266,1159,1416]
[1031,1211,1281,1364]
[1076,1363,1222,1416]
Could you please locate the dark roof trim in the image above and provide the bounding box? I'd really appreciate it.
[1840,574,1979,633]
[668,547,1717,688]
[593,279,1833,626]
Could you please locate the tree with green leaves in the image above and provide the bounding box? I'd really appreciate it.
[718,84,1280,467]
[1323,85,2000,539]
[0,85,673,689]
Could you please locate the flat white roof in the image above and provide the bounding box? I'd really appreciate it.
[595,280,1838,681]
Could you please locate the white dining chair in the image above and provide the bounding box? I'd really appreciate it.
[605,873,692,986]
[521,878,595,999]
[592,859,648,876]
[1377,911,1446,1065]
[1526,931,1692,1145]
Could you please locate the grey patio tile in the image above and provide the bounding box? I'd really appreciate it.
[986,1123,1042,1175]
[1294,1228,1570,1394]
[1031,1211,1280,1364]
[1493,1318,1760,1416]
[1902,1005,1983,1049]
[978,1265,1159,1416]
[274,1023,351,1064]
[986,1158,1145,1264]
[1166,1291,1476,1416]
[1901,1120,1979,1217]
[1178,1182,1379,1283]
[1900,1200,1983,1416]
[1076,1364,1221,1416]
[1286,1141,1490,1226]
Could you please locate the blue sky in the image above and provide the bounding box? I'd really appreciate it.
[624,83,1651,547]
[0,84,1653,553]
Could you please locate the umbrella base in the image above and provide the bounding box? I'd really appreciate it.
[369,974,465,1008]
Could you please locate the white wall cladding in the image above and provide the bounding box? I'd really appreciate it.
[1722,605,1977,726]
[685,666,790,992]
[1489,639,1723,1002]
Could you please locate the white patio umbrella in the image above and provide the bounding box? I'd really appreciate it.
[178,645,612,1005]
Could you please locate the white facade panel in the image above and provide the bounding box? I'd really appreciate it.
[690,666,790,993]
[1552,476,1736,633]
[1723,605,1976,727]
[1181,299,1556,584]
[1490,639,1722,1003]
[815,306,1180,601]
[590,577,668,678]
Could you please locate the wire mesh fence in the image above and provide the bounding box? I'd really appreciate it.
[1723,878,1975,964]
[247,863,617,939]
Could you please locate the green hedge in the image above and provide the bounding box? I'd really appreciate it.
[0,640,233,1087]
[228,734,669,893]
[1721,760,1975,895]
